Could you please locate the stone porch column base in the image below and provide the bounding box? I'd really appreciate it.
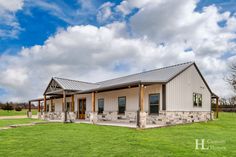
[27,111,32,118]
[61,112,65,122]
[90,112,98,124]
[139,112,147,128]
[37,112,41,119]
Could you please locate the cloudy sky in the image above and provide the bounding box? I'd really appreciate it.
[0,0,236,102]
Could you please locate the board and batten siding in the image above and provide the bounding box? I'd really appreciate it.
[50,84,161,112]
[93,84,162,112]
[166,65,211,111]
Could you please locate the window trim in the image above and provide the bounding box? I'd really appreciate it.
[98,98,104,114]
[193,92,202,108]
[149,93,160,115]
[118,96,126,115]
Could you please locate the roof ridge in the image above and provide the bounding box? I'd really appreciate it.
[53,77,98,85]
[97,61,194,83]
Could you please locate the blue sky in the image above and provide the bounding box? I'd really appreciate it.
[0,0,236,101]
[1,0,235,55]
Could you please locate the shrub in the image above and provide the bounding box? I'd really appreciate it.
[15,106,22,111]
[2,103,14,111]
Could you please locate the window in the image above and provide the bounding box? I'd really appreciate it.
[98,98,104,114]
[193,93,202,107]
[149,94,160,114]
[118,97,126,114]
[66,102,71,112]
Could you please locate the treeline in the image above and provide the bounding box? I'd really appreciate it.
[212,97,236,112]
[0,102,37,111]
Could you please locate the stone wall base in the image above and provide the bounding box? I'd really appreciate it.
[96,111,137,123]
[147,111,212,125]
[41,112,76,121]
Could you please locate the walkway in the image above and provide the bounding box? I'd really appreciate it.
[0,115,37,119]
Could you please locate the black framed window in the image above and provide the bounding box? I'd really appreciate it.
[98,98,104,114]
[193,93,202,107]
[118,97,126,114]
[66,102,71,112]
[149,94,160,114]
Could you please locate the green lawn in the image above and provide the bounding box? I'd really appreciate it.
[0,118,44,127]
[0,112,235,157]
[0,109,37,116]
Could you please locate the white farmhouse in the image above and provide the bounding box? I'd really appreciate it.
[28,62,219,128]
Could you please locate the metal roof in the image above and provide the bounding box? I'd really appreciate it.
[53,77,99,91]
[47,62,194,93]
[98,62,193,88]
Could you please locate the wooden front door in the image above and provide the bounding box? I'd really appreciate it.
[78,99,86,119]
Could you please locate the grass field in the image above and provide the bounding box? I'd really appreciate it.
[0,109,37,116]
[0,112,235,157]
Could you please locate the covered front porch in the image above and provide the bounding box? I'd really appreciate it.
[28,77,165,128]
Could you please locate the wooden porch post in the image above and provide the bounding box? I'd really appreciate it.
[63,90,67,122]
[92,92,95,112]
[71,95,74,112]
[216,97,219,118]
[51,98,53,112]
[139,84,144,112]
[38,100,41,112]
[44,95,47,112]
[28,101,31,112]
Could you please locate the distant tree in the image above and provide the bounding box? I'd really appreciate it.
[2,102,14,111]
[227,63,236,94]
[15,106,22,111]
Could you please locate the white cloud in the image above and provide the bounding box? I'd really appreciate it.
[0,0,24,38]
[0,0,236,101]
[0,0,23,11]
[97,2,115,23]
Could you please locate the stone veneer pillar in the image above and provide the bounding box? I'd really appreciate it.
[37,112,41,119]
[90,112,98,124]
[139,112,147,128]
[27,111,32,118]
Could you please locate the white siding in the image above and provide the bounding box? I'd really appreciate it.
[48,84,162,112]
[54,98,62,112]
[95,87,139,112]
[166,65,211,111]
[94,84,161,112]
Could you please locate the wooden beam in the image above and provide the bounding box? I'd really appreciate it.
[38,100,40,112]
[44,95,46,112]
[92,92,95,112]
[71,95,74,112]
[51,98,53,112]
[62,91,66,112]
[162,84,166,110]
[63,90,67,122]
[28,101,31,112]
[216,97,219,118]
[139,84,144,112]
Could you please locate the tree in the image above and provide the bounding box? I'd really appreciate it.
[2,102,14,111]
[227,63,236,94]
